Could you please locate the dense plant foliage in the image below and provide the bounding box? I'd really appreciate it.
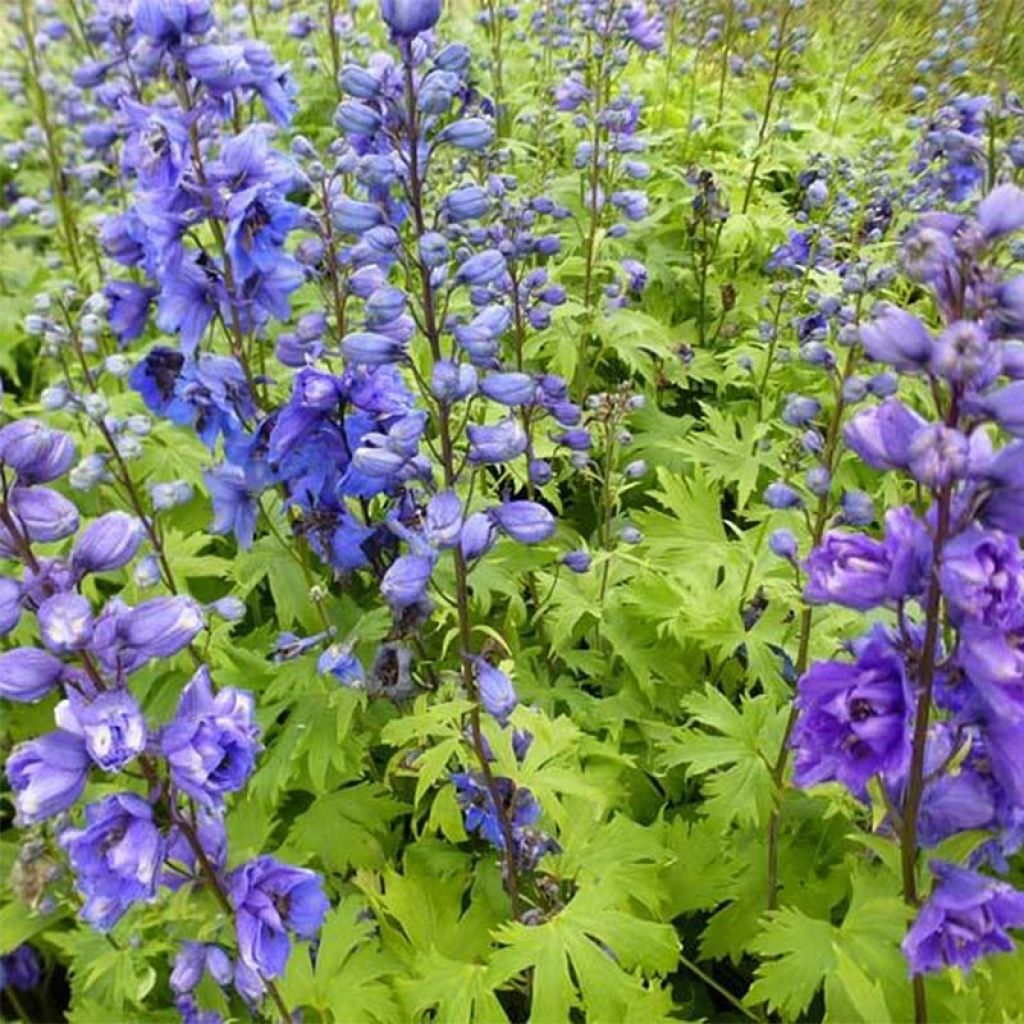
[1,0,1022,1021]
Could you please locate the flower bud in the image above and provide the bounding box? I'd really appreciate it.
[460,512,496,561]
[419,231,450,268]
[365,287,407,326]
[529,459,553,486]
[0,648,64,702]
[474,658,517,724]
[0,420,76,483]
[381,554,436,609]
[489,501,556,544]
[334,102,381,136]
[380,0,442,38]
[341,331,407,365]
[0,576,22,635]
[468,419,528,464]
[839,490,875,526]
[38,592,94,653]
[120,596,205,660]
[339,64,380,99]
[562,550,591,573]
[480,372,536,406]
[210,596,246,622]
[764,482,803,509]
[445,185,491,222]
[455,249,506,286]
[9,486,79,542]
[769,529,799,561]
[333,195,384,234]
[431,360,477,401]
[72,511,144,575]
[439,118,495,151]
[425,492,462,549]
[860,306,932,371]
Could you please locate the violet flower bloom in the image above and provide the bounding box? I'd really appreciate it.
[204,464,258,549]
[939,526,1023,629]
[227,856,328,979]
[978,441,1024,535]
[803,507,930,610]
[61,793,164,931]
[161,667,259,806]
[903,862,1024,975]
[5,729,90,824]
[843,398,926,471]
[792,627,913,797]
[908,424,970,487]
[860,306,933,372]
[63,688,148,772]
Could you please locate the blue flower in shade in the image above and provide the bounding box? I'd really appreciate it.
[227,856,329,979]
[161,666,259,807]
[318,645,365,688]
[204,464,259,549]
[60,793,164,930]
[104,281,155,344]
[0,945,41,992]
[130,348,253,449]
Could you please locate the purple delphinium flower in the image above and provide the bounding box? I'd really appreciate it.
[0,945,42,992]
[939,526,1023,629]
[227,856,329,979]
[60,793,165,930]
[903,862,1024,975]
[792,627,913,797]
[161,666,259,806]
[5,729,90,824]
[803,507,931,610]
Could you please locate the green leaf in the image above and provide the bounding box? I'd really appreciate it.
[488,887,678,1023]
[747,906,837,1017]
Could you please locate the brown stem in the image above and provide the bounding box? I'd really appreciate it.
[766,340,860,909]
[741,2,793,215]
[401,57,522,915]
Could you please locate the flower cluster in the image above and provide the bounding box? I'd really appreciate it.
[551,0,660,318]
[76,0,304,359]
[785,184,1024,978]
[0,426,325,1007]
